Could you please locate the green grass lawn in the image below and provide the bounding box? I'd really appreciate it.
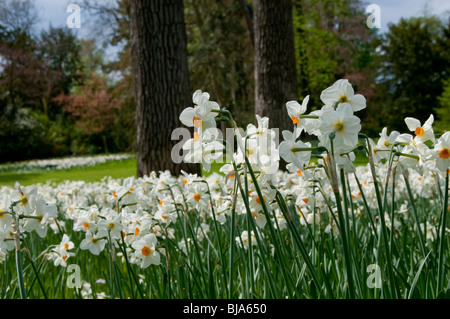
[0,153,367,187]
[0,156,225,187]
[0,157,138,186]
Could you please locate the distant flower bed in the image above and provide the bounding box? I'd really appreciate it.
[0,154,135,172]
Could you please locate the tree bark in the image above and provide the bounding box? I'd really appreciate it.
[130,0,201,177]
[293,0,309,99]
[253,0,298,134]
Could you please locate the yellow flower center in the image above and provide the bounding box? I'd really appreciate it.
[291,115,299,125]
[339,95,349,103]
[256,196,265,205]
[64,244,69,249]
[334,121,345,132]
[194,193,201,202]
[141,246,151,257]
[83,222,89,229]
[21,196,28,206]
[415,127,424,136]
[439,147,450,159]
[108,222,115,229]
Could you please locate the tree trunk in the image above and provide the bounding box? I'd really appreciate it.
[293,0,309,99]
[130,0,201,177]
[253,0,298,134]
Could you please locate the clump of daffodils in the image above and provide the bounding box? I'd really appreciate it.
[1,79,448,300]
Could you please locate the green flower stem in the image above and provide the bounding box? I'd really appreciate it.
[292,147,327,153]
[402,170,426,254]
[395,152,420,160]
[361,133,399,298]
[9,201,27,299]
[224,114,294,296]
[23,247,47,298]
[328,139,356,298]
[15,249,27,299]
[118,236,142,298]
[299,115,319,119]
[244,158,296,297]
[243,167,256,297]
[231,161,279,298]
[199,181,228,298]
[228,197,237,299]
[275,190,321,287]
[437,171,449,293]
[19,215,41,220]
[340,169,352,249]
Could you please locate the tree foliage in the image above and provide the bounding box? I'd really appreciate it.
[185,0,255,126]
[437,78,450,134]
[293,0,376,110]
[372,16,450,133]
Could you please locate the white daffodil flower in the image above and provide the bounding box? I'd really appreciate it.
[131,234,160,268]
[279,128,312,170]
[286,95,309,136]
[179,90,220,130]
[433,131,450,172]
[80,232,107,255]
[23,198,57,238]
[52,235,75,267]
[318,103,361,154]
[0,195,12,229]
[13,185,37,216]
[404,114,435,143]
[320,79,366,112]
[372,127,400,162]
[182,128,224,172]
[236,230,257,249]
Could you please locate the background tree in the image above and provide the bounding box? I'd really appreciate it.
[436,78,450,134]
[76,0,136,153]
[372,16,450,133]
[253,0,298,134]
[293,0,376,116]
[0,0,38,33]
[54,74,121,153]
[129,0,200,176]
[185,0,255,126]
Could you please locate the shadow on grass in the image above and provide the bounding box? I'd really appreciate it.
[0,172,43,186]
